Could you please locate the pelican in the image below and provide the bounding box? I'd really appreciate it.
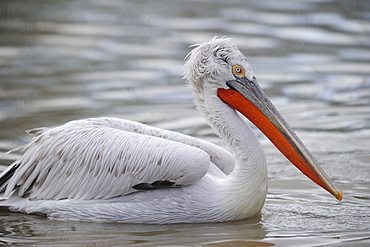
[0,37,341,224]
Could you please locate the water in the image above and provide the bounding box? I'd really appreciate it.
[0,0,370,245]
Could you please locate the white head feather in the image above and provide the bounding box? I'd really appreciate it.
[182,37,256,134]
[183,37,255,105]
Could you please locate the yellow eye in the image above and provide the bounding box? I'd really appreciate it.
[232,65,245,78]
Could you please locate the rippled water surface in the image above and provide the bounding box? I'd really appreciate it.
[1,0,370,246]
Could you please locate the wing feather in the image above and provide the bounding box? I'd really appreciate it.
[64,117,235,174]
[2,121,211,200]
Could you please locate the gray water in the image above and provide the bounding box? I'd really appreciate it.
[0,0,370,246]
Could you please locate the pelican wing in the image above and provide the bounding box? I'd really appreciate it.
[0,119,218,200]
[64,118,235,173]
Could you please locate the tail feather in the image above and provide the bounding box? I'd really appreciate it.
[0,162,20,195]
[0,127,49,196]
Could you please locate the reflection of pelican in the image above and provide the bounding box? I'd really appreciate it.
[0,37,341,223]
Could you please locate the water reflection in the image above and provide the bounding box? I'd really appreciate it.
[0,209,267,246]
[0,0,370,245]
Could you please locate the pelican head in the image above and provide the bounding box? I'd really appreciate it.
[183,37,342,201]
[183,37,254,105]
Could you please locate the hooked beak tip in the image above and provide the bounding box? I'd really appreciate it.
[335,190,343,201]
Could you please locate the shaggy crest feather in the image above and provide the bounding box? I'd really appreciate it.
[183,37,254,111]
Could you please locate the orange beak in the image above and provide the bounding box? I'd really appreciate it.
[218,77,342,201]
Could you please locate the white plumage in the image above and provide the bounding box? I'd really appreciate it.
[3,118,232,200]
[0,37,341,223]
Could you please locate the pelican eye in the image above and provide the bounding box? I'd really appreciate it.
[232,65,245,78]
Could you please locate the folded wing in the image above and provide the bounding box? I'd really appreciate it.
[0,119,214,200]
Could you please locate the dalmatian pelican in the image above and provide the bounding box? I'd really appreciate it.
[0,37,342,223]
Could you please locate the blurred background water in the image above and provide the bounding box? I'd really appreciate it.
[0,0,370,246]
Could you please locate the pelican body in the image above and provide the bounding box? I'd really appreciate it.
[0,37,341,223]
